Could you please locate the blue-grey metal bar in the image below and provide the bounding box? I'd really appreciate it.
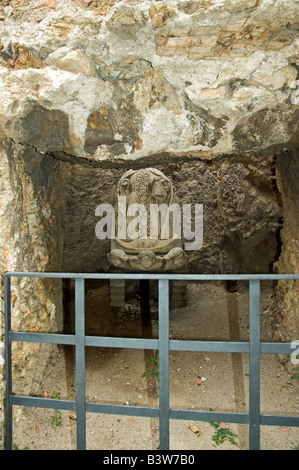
[4,275,12,450]
[169,340,249,353]
[249,279,261,450]
[260,342,295,354]
[9,332,157,349]
[86,402,159,418]
[9,393,299,428]
[158,279,170,450]
[170,409,249,424]
[9,331,76,345]
[8,331,296,356]
[10,395,76,411]
[171,409,299,427]
[260,414,299,427]
[9,331,296,356]
[85,336,158,350]
[5,272,299,281]
[75,278,86,450]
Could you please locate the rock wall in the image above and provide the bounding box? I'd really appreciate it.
[0,133,64,447]
[275,150,299,342]
[0,0,298,448]
[0,0,298,160]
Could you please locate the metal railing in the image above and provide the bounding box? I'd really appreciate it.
[4,272,299,450]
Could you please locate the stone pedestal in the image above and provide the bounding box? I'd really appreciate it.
[170,280,188,309]
[109,275,187,310]
[109,277,126,308]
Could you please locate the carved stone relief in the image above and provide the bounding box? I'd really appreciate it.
[108,168,187,272]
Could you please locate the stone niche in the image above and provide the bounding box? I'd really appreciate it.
[61,155,285,313]
[62,157,283,276]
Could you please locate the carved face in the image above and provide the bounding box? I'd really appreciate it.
[151,178,171,204]
[139,252,154,268]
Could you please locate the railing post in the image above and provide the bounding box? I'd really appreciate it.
[75,278,86,450]
[249,279,261,450]
[158,279,170,450]
[4,275,12,450]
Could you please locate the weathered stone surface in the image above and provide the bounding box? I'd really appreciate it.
[84,83,141,158]
[13,102,71,153]
[106,6,147,38]
[45,46,97,76]
[97,55,152,83]
[0,0,297,159]
[275,150,299,344]
[0,67,114,157]
[108,247,188,271]
[0,44,45,69]
[153,1,297,59]
[149,4,175,29]
[0,0,298,448]
[0,137,65,440]
[133,68,181,115]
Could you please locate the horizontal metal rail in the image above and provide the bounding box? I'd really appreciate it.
[5,272,299,280]
[4,271,299,451]
[8,331,297,354]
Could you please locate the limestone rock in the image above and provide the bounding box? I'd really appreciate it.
[133,68,181,114]
[0,44,45,69]
[97,55,152,83]
[45,46,98,77]
[275,150,299,342]
[106,6,147,38]
[13,101,72,153]
[149,4,175,29]
[0,0,298,159]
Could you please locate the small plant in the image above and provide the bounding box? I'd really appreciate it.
[13,444,29,450]
[142,355,159,378]
[51,409,63,428]
[51,391,63,428]
[292,355,299,379]
[209,421,238,447]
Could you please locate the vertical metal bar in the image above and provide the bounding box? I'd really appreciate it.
[158,279,170,450]
[249,279,261,450]
[4,275,12,450]
[75,278,86,450]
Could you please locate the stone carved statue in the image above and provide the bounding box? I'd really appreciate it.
[108,168,187,271]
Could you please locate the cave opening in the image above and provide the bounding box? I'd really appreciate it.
[6,148,299,451]
[58,152,286,340]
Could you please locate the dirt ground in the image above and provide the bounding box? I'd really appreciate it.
[11,280,299,450]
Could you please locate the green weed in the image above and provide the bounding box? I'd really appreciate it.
[142,355,159,378]
[292,355,299,379]
[209,421,238,447]
[51,409,63,428]
[51,391,63,427]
